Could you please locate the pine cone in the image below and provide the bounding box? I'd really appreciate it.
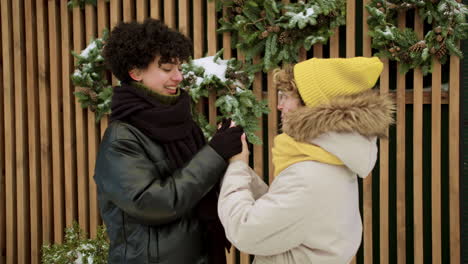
[278,31,292,44]
[89,105,97,112]
[233,0,245,6]
[235,6,243,14]
[266,25,281,33]
[225,68,236,79]
[75,87,91,95]
[89,91,98,102]
[408,40,427,52]
[260,30,270,39]
[237,72,250,84]
[435,44,447,59]
[389,47,396,53]
[378,7,386,13]
[447,27,454,35]
[430,47,437,54]
[436,35,444,43]
[317,15,329,27]
[399,52,411,63]
[434,26,442,34]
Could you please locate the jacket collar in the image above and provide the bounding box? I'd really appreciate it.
[282,90,395,142]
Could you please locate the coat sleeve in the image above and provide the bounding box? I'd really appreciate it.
[94,138,227,226]
[218,161,309,256]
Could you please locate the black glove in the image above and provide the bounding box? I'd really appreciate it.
[209,119,244,160]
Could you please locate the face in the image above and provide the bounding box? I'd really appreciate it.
[277,91,302,121]
[130,56,183,95]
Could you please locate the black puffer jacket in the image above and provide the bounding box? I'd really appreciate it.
[94,121,227,264]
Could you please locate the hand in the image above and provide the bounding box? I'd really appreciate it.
[229,133,249,164]
[209,121,244,160]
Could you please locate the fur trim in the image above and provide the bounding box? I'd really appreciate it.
[282,90,395,142]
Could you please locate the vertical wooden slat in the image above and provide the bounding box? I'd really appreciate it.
[61,0,77,229]
[207,0,217,126]
[299,47,307,61]
[0,3,6,263]
[380,58,390,264]
[73,6,90,234]
[396,13,406,264]
[12,0,30,262]
[226,248,236,264]
[346,0,355,58]
[253,56,264,183]
[193,0,203,59]
[0,38,3,264]
[221,9,235,264]
[449,48,460,264]
[48,0,64,244]
[110,0,122,31]
[0,19,4,260]
[431,59,442,264]
[25,0,41,262]
[1,2,16,263]
[85,4,100,239]
[313,44,323,58]
[150,0,160,19]
[37,0,53,246]
[267,72,277,182]
[1,1,16,263]
[178,0,189,36]
[123,0,134,22]
[136,0,148,22]
[360,0,371,262]
[164,0,175,28]
[97,0,109,140]
[413,11,424,264]
[329,28,339,58]
[222,7,231,59]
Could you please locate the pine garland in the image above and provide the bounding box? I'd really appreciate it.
[366,0,468,75]
[42,222,109,264]
[217,0,346,71]
[71,29,113,122]
[180,50,269,145]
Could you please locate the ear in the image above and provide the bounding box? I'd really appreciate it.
[129,68,143,82]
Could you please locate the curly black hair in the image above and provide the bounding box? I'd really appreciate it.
[103,18,193,82]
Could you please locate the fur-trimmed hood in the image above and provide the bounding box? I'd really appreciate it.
[282,90,395,142]
[282,90,395,177]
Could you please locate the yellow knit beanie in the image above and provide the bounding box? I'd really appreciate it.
[293,57,384,108]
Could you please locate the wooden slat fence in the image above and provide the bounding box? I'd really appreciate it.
[0,0,462,263]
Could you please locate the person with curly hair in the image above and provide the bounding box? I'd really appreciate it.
[218,57,395,263]
[94,18,242,264]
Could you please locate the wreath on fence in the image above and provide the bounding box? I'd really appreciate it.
[217,0,346,71]
[71,36,269,144]
[71,30,113,122]
[366,0,468,75]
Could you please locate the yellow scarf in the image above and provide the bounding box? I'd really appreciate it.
[271,133,344,177]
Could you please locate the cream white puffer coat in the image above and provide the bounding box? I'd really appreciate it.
[218,90,394,264]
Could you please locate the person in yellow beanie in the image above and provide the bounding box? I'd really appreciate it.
[218,57,395,264]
